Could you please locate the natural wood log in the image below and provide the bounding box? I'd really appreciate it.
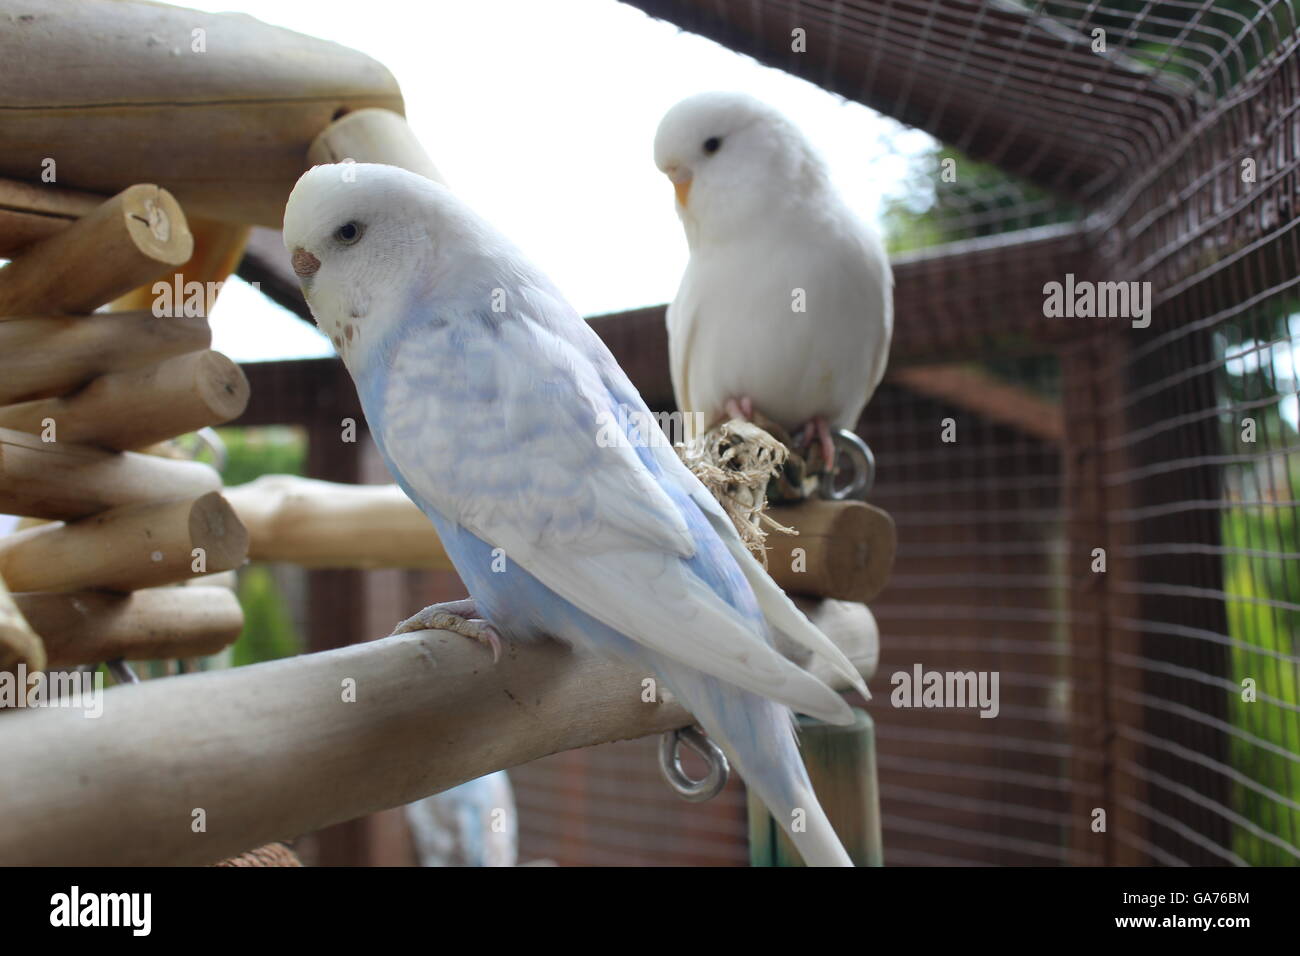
[0,350,249,451]
[307,108,446,183]
[0,427,221,521]
[0,177,104,258]
[0,0,403,227]
[0,573,45,673]
[226,475,452,570]
[0,312,210,405]
[0,184,193,316]
[0,600,875,865]
[14,587,243,668]
[766,500,896,604]
[0,492,248,593]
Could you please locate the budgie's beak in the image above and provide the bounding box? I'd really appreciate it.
[664,164,693,207]
[292,247,321,278]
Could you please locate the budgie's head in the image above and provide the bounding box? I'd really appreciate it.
[283,163,493,370]
[653,91,828,240]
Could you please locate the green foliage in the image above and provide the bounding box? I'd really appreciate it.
[883,147,1077,254]
[230,564,302,666]
[212,425,307,486]
[1215,304,1300,864]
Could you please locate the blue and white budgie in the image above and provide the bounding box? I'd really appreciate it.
[654,92,893,468]
[282,163,867,867]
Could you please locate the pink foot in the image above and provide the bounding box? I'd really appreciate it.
[724,396,755,421]
[798,416,836,471]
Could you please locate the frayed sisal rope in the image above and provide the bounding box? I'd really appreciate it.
[676,419,795,567]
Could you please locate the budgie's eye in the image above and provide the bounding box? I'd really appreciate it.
[335,221,364,244]
[702,136,722,155]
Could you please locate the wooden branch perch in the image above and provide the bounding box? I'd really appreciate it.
[225,475,452,570]
[0,492,248,593]
[0,599,876,865]
[0,350,250,451]
[0,184,193,317]
[225,476,893,606]
[0,312,211,406]
[0,427,222,521]
[14,586,243,668]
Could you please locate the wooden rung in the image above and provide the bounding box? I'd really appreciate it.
[0,184,193,317]
[0,312,210,405]
[15,587,243,668]
[766,500,897,604]
[0,427,221,521]
[0,349,249,451]
[0,492,248,593]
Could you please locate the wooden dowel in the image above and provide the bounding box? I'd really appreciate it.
[0,604,873,865]
[0,572,45,673]
[307,108,445,183]
[0,177,104,258]
[0,350,249,451]
[0,492,248,593]
[0,427,221,521]
[0,184,193,316]
[766,500,897,604]
[15,587,243,668]
[0,312,210,405]
[226,474,452,569]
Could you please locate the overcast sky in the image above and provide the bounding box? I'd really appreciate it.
[187,0,931,361]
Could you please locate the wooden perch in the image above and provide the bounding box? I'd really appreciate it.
[0,572,44,673]
[0,176,103,258]
[0,427,221,522]
[0,0,403,227]
[765,500,896,605]
[0,492,248,593]
[0,184,193,316]
[308,108,446,183]
[0,312,210,405]
[14,587,243,668]
[226,475,452,570]
[0,599,876,865]
[0,350,249,451]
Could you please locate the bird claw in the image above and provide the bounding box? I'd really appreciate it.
[392,600,503,663]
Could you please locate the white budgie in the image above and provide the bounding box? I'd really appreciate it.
[655,92,893,468]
